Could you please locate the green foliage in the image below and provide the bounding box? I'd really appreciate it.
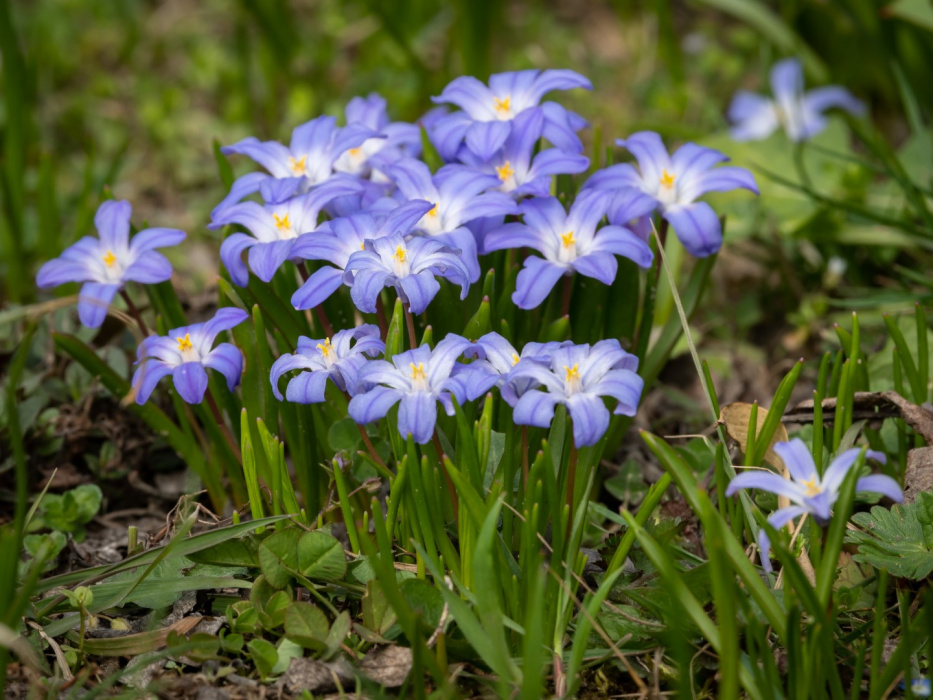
[849,491,933,579]
[30,484,102,541]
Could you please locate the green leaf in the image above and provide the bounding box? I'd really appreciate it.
[362,580,396,635]
[185,537,260,568]
[285,602,330,650]
[259,527,301,588]
[248,638,280,678]
[228,600,261,635]
[328,417,362,452]
[40,484,102,533]
[298,531,347,582]
[848,492,933,579]
[323,610,351,660]
[399,578,444,629]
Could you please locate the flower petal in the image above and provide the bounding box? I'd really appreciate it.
[512,390,561,429]
[617,132,672,185]
[219,233,258,287]
[725,470,806,503]
[512,256,566,310]
[292,265,345,310]
[397,392,437,444]
[172,362,210,404]
[248,240,295,283]
[727,91,778,142]
[130,227,186,256]
[662,202,722,257]
[77,282,121,328]
[94,200,132,251]
[131,360,173,405]
[589,225,654,268]
[203,343,244,391]
[36,258,94,288]
[122,251,174,284]
[285,369,333,404]
[855,475,904,503]
[212,172,272,218]
[465,120,512,161]
[772,439,819,484]
[567,393,610,447]
[348,385,403,425]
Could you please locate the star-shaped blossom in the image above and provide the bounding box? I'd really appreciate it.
[132,308,248,405]
[430,69,592,161]
[211,178,362,286]
[728,58,865,142]
[333,93,422,180]
[214,115,381,215]
[290,199,433,310]
[455,107,589,199]
[484,190,654,309]
[452,333,571,403]
[726,438,903,573]
[507,340,643,447]
[342,232,471,315]
[385,158,518,281]
[584,132,759,257]
[270,324,385,403]
[348,335,473,443]
[36,200,185,328]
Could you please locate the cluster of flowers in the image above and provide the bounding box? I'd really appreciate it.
[35,63,893,575]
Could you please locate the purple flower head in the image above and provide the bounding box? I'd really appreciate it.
[270,324,385,403]
[728,58,865,142]
[343,232,471,315]
[348,335,473,444]
[214,116,381,215]
[291,199,434,310]
[36,200,185,329]
[455,107,590,199]
[507,339,642,447]
[583,132,759,257]
[484,190,654,310]
[430,69,592,161]
[211,177,362,286]
[132,308,248,405]
[334,94,422,180]
[453,333,571,403]
[725,438,903,573]
[385,158,518,280]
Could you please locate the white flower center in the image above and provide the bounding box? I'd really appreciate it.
[655,168,679,207]
[392,243,411,277]
[409,362,429,391]
[272,213,298,240]
[556,230,577,264]
[564,363,581,394]
[176,333,200,362]
[493,95,513,120]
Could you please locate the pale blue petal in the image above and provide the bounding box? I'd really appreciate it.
[172,362,210,404]
[203,343,244,391]
[662,202,722,257]
[512,256,566,310]
[77,282,121,328]
[348,385,403,424]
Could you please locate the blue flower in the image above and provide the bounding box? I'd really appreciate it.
[385,158,518,281]
[348,335,473,444]
[584,132,759,257]
[334,94,422,179]
[506,340,642,447]
[728,58,865,142]
[211,178,362,286]
[270,324,385,403]
[452,333,571,403]
[214,116,381,215]
[36,200,185,328]
[484,191,654,310]
[290,200,434,310]
[132,308,248,405]
[725,438,903,573]
[343,232,471,315]
[430,69,592,161]
[455,107,590,199]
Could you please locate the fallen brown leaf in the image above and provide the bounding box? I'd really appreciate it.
[719,402,789,472]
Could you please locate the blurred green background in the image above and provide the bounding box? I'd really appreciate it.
[2,0,932,328]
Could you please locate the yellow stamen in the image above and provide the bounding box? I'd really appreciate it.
[659,168,676,189]
[493,96,511,115]
[496,161,515,182]
[360,242,366,250]
[289,156,307,175]
[102,250,117,267]
[802,478,822,497]
[394,244,406,262]
[273,213,291,230]
[176,333,193,352]
[316,337,333,357]
[511,353,520,366]
[560,231,576,248]
[409,362,426,381]
[564,363,580,382]
[427,203,439,218]
[349,147,362,157]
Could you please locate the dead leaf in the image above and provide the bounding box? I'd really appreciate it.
[784,391,933,443]
[719,402,789,472]
[358,645,413,688]
[904,446,933,504]
[78,616,203,656]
